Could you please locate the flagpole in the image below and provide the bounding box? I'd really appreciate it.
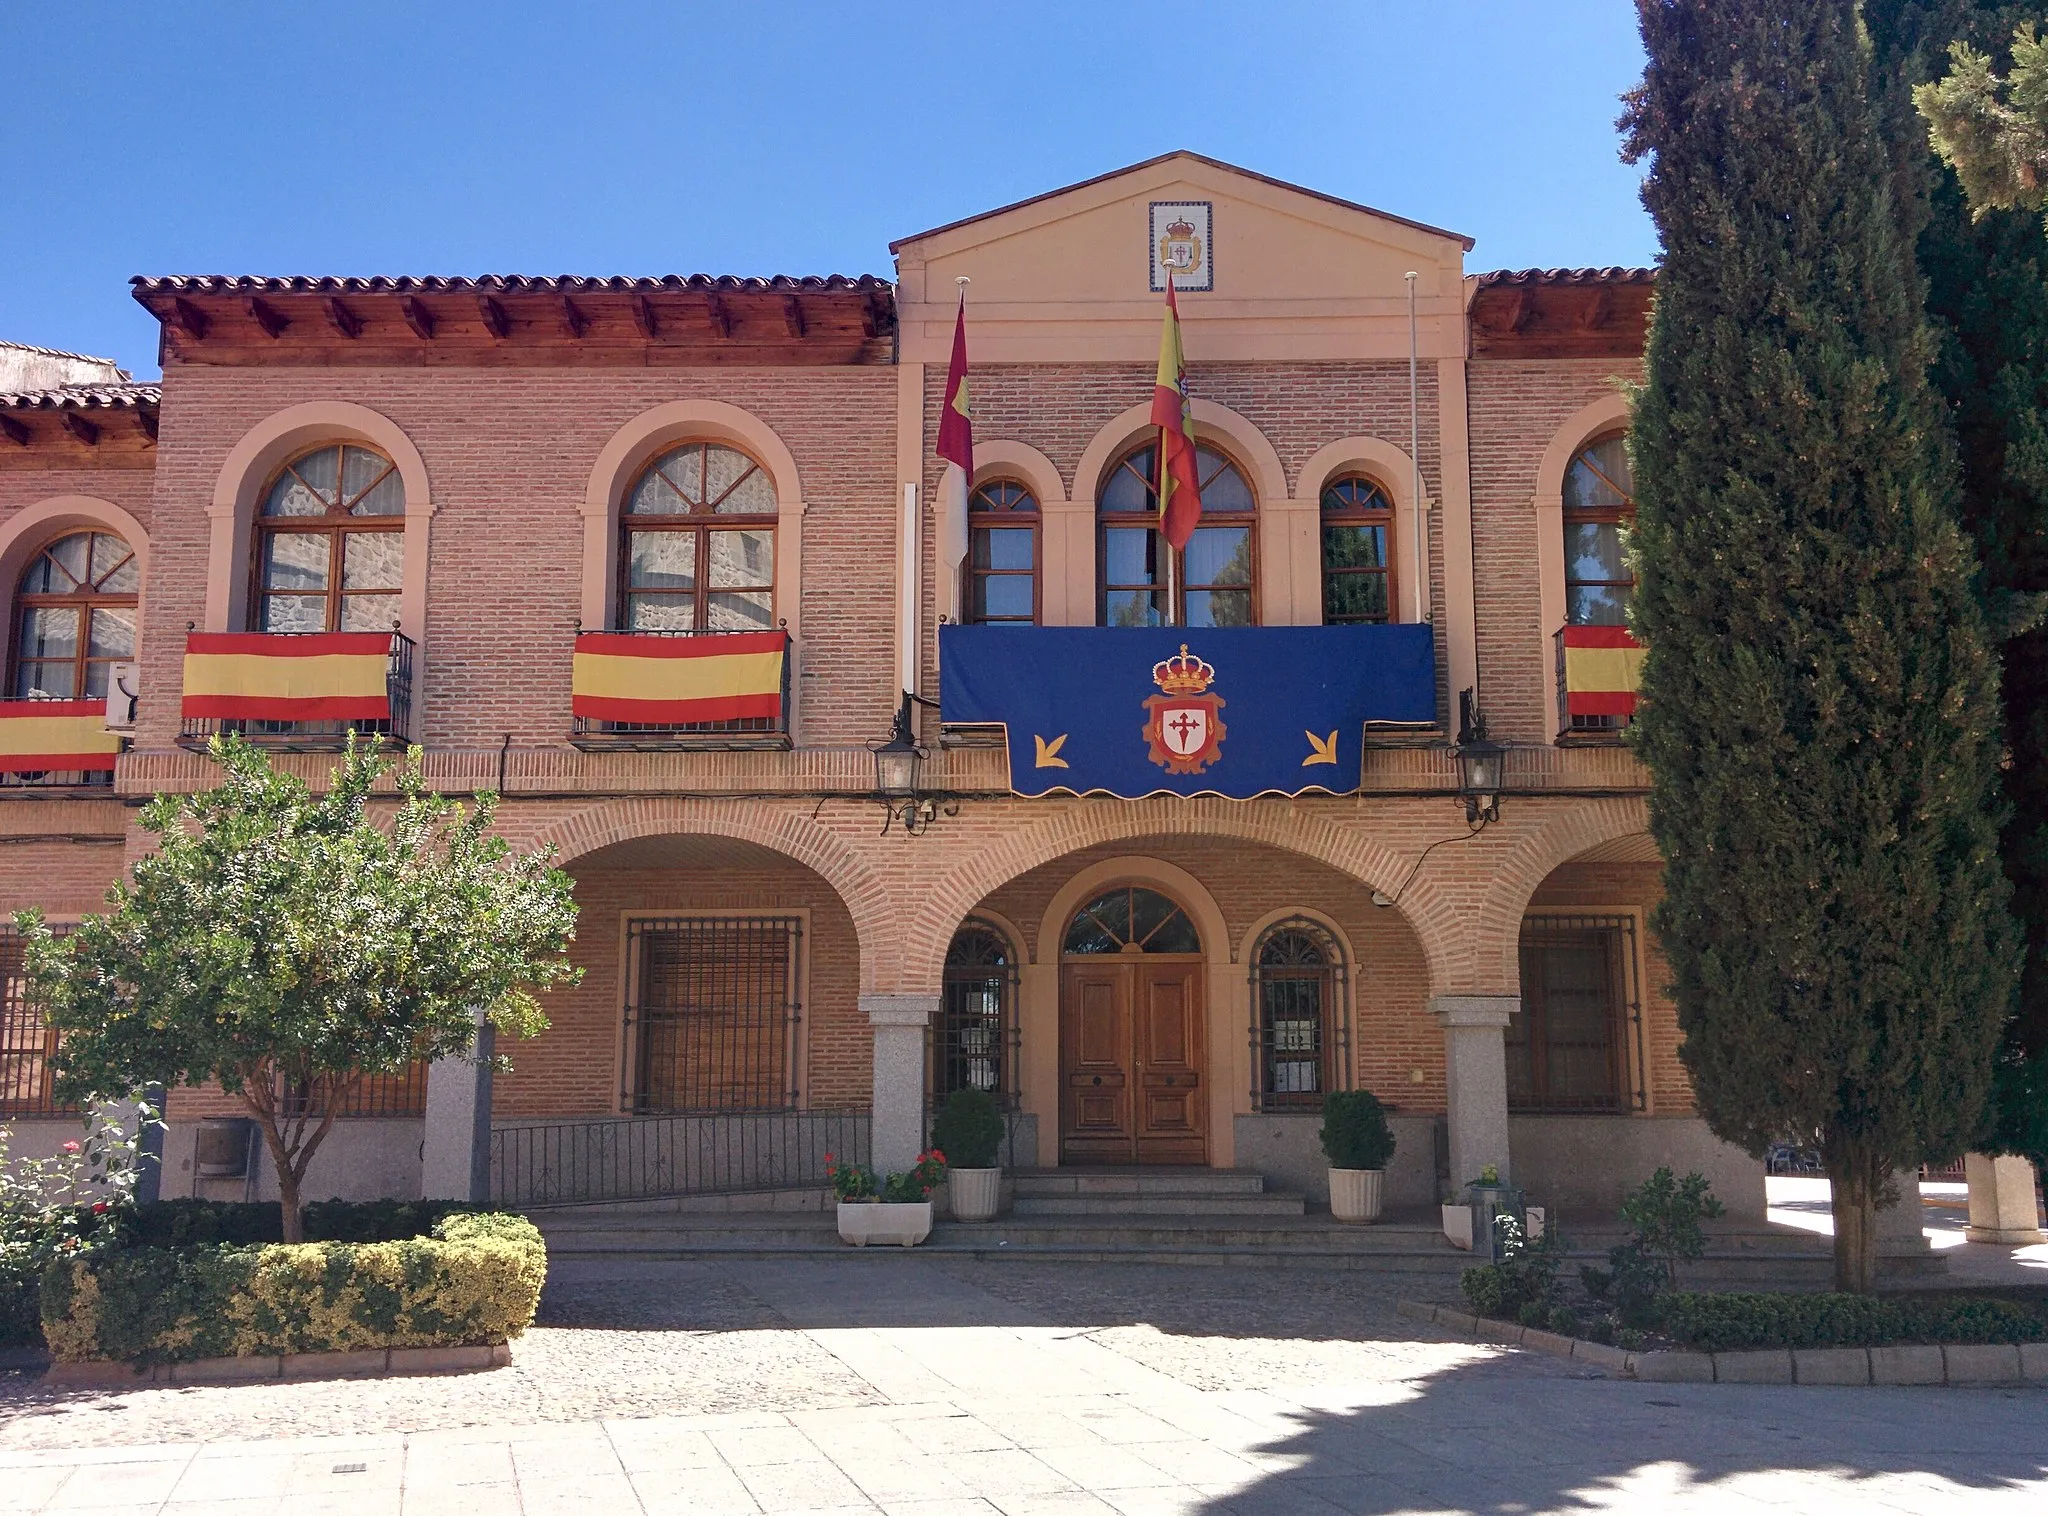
[1163,270,1178,629]
[1406,270,1425,628]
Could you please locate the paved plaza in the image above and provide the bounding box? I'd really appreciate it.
[0,1254,2043,1514]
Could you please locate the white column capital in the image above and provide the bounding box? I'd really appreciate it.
[862,993,941,1028]
[1431,994,1518,1029]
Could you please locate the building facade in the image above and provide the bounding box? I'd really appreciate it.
[0,153,1763,1220]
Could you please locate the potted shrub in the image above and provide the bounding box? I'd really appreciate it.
[1318,1089,1395,1223]
[829,1150,945,1248]
[930,1088,1005,1223]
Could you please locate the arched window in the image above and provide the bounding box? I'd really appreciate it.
[1563,433,1634,626]
[938,921,1017,1104]
[964,480,1038,625]
[620,442,777,632]
[254,445,405,632]
[1063,885,1201,955]
[1320,477,1396,625]
[1098,442,1255,628]
[1249,920,1348,1110]
[10,531,138,699]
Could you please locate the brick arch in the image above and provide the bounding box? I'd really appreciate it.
[902,800,1464,995]
[532,798,897,989]
[1463,797,1654,993]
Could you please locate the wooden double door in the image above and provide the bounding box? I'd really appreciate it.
[1059,957,1208,1165]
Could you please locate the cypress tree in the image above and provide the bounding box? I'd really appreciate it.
[1623,0,2019,1291]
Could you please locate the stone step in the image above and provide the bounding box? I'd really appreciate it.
[1010,1193,1307,1217]
[1009,1167,1270,1198]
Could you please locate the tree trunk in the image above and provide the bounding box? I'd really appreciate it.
[246,1102,306,1243]
[1828,1157,1879,1293]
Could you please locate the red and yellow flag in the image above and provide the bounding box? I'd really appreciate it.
[1150,276,1201,551]
[182,632,391,721]
[572,631,787,724]
[937,293,973,474]
[1560,625,1645,717]
[0,701,122,773]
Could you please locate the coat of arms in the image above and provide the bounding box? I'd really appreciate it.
[1149,201,1213,292]
[1143,644,1227,775]
[1159,216,1202,276]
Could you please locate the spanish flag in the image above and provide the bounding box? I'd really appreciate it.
[182,632,391,721]
[0,701,122,773]
[1150,275,1201,552]
[571,631,787,724]
[1560,625,1645,717]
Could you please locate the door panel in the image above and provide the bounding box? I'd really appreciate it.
[1060,959,1206,1165]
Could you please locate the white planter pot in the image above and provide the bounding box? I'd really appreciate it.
[1328,1167,1385,1224]
[1442,1203,1474,1250]
[837,1200,933,1248]
[948,1167,1001,1223]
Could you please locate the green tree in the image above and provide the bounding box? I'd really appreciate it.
[1914,20,2048,213]
[1878,2,2048,1167]
[16,737,579,1242]
[1622,0,2020,1291]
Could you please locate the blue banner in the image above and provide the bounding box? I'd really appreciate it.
[939,624,1437,799]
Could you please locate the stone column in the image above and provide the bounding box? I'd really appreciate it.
[1876,1166,1932,1261]
[863,993,938,1177]
[1965,1153,2046,1244]
[1432,995,1516,1190]
[421,1024,495,1203]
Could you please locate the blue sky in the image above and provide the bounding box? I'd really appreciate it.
[1,2,1653,379]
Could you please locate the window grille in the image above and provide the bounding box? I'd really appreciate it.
[1248,917,1350,1111]
[1512,913,1646,1113]
[0,924,74,1115]
[934,921,1019,1108]
[623,916,803,1114]
[279,1062,428,1119]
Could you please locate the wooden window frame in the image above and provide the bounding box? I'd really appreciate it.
[1562,431,1635,628]
[8,531,139,701]
[963,479,1040,626]
[618,443,779,633]
[1318,475,1398,626]
[1097,441,1258,627]
[250,445,405,634]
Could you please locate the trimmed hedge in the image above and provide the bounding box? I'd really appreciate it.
[40,1212,545,1365]
[1659,1291,2048,1353]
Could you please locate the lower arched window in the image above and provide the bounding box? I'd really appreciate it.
[10,531,138,699]
[253,445,404,632]
[1064,886,1201,954]
[1249,919,1348,1110]
[938,921,1017,1105]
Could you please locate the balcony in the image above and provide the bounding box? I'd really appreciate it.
[1556,625,1643,740]
[0,699,122,790]
[178,630,414,751]
[570,628,792,752]
[938,623,1437,799]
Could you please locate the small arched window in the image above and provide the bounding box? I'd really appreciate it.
[10,531,138,699]
[938,921,1017,1104]
[254,444,404,632]
[1063,885,1201,955]
[1320,477,1396,625]
[621,442,777,632]
[965,480,1038,625]
[1099,442,1255,628]
[1563,433,1634,626]
[1250,920,1348,1110]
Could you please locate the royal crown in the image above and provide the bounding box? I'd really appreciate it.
[1152,644,1215,696]
[1165,216,1196,241]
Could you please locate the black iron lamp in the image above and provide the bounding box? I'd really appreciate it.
[872,691,950,835]
[1453,687,1504,825]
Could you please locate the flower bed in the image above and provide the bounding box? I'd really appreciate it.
[39,1211,544,1367]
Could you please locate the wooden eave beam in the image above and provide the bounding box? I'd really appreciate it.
[477,295,510,339]
[1501,288,1534,334]
[703,292,732,339]
[631,294,659,338]
[1579,286,1613,331]
[559,294,589,338]
[860,289,890,340]
[170,298,211,339]
[782,294,805,338]
[62,412,100,446]
[400,297,437,340]
[325,298,364,338]
[0,414,27,447]
[135,408,159,441]
[246,296,289,338]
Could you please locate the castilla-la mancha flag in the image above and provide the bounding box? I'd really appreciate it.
[1150,277,1201,550]
[936,292,973,609]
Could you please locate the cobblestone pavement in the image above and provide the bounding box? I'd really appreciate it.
[0,1255,2042,1513]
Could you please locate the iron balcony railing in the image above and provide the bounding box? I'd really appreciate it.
[1555,625,1639,740]
[0,768,115,791]
[178,630,415,751]
[570,626,793,751]
[488,1109,871,1207]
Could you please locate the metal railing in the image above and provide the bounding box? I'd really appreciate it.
[488,1109,871,1207]
[1511,912,1647,1115]
[0,923,75,1116]
[179,630,415,751]
[0,769,114,790]
[570,626,792,751]
[278,1062,429,1120]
